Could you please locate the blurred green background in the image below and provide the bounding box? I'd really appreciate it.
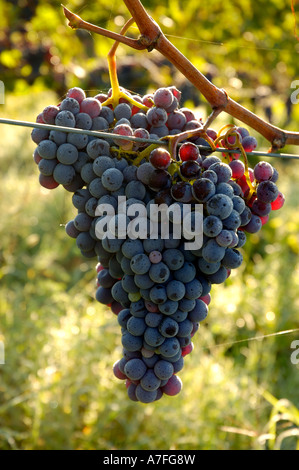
[0,0,299,450]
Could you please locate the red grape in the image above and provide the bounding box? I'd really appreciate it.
[161,375,182,396]
[149,251,162,264]
[66,87,86,103]
[179,142,200,162]
[39,174,59,189]
[229,159,245,179]
[260,215,269,226]
[33,148,42,165]
[181,343,194,357]
[80,98,101,118]
[42,105,60,124]
[168,86,181,101]
[149,148,171,169]
[180,107,195,122]
[113,124,133,150]
[155,189,173,205]
[94,93,108,103]
[142,94,154,108]
[271,191,285,210]
[206,128,218,141]
[184,120,202,131]
[167,111,186,130]
[254,161,274,182]
[236,126,250,140]
[36,113,45,123]
[153,87,174,109]
[243,214,262,233]
[200,294,211,305]
[242,136,258,152]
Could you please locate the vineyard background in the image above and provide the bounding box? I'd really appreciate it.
[0,0,299,450]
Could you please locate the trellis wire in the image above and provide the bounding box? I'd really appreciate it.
[1,117,299,160]
[198,328,299,352]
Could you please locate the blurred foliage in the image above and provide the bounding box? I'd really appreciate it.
[0,0,299,451]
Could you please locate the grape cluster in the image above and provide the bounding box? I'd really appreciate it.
[31,85,285,403]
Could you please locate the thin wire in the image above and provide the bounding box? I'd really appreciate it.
[0,118,162,145]
[164,33,224,47]
[130,27,292,53]
[199,328,299,352]
[165,33,294,53]
[1,118,299,160]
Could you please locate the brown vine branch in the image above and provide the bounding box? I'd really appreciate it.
[63,1,299,149]
[62,5,146,50]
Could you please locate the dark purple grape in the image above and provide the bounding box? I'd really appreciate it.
[146,107,168,127]
[192,178,215,202]
[270,167,279,183]
[155,189,173,205]
[254,161,274,182]
[256,180,279,203]
[208,162,232,183]
[167,111,186,130]
[153,88,174,109]
[239,206,252,226]
[180,161,201,179]
[149,169,172,191]
[251,199,272,217]
[201,156,221,169]
[243,214,262,233]
[171,181,193,202]
[202,169,218,184]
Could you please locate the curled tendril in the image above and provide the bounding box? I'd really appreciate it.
[215,127,256,199]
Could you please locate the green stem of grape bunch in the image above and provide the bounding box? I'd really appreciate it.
[101,18,149,112]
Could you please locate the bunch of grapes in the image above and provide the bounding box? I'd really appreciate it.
[31,85,285,403]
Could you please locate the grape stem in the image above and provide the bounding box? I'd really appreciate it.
[163,128,216,160]
[214,127,256,199]
[63,2,299,150]
[102,17,149,111]
[203,107,225,131]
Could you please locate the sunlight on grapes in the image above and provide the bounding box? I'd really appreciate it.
[0,0,299,451]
